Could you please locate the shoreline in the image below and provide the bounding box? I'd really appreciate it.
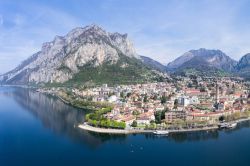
[78,123,218,134]
[35,88,250,135]
[78,117,250,135]
[2,86,249,135]
[38,90,97,111]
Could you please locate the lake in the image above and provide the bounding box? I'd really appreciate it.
[0,87,250,166]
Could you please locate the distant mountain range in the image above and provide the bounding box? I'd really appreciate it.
[0,25,250,85]
[166,48,250,79]
[167,48,237,71]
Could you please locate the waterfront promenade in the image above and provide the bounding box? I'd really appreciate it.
[79,117,250,135]
[78,123,153,134]
[78,123,219,134]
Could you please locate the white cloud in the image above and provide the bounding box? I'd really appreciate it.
[0,4,83,73]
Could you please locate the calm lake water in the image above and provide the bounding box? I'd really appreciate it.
[1,87,250,166]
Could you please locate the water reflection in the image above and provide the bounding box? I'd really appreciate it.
[2,87,250,146]
[142,130,219,143]
[1,87,109,148]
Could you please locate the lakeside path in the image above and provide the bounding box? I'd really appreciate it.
[78,123,153,134]
[78,123,219,134]
[79,117,250,135]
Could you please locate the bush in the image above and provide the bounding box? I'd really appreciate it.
[131,120,137,127]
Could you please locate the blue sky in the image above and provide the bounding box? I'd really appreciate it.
[1,0,250,73]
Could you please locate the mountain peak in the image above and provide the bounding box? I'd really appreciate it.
[242,53,250,58]
[236,53,250,79]
[0,24,147,85]
[167,48,237,74]
[189,48,225,56]
[237,53,250,68]
[84,24,107,34]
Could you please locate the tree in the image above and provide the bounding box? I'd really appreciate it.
[154,111,162,124]
[187,83,193,88]
[106,120,111,128]
[119,122,126,129]
[120,92,125,98]
[190,75,197,79]
[92,120,97,127]
[161,111,165,120]
[219,115,225,122]
[161,96,167,104]
[150,120,155,124]
[132,110,140,116]
[126,92,132,98]
[161,107,169,120]
[174,99,178,108]
[100,120,106,128]
[131,120,137,127]
[143,95,148,103]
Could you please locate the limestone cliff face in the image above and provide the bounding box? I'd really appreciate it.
[0,25,139,84]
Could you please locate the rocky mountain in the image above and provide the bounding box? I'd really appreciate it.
[235,53,250,79]
[140,55,166,72]
[166,48,237,75]
[167,51,195,70]
[0,25,159,85]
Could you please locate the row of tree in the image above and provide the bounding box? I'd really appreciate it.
[86,107,126,129]
[88,119,126,129]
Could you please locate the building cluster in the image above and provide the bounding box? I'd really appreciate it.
[71,77,250,127]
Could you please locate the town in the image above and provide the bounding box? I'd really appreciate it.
[45,76,250,131]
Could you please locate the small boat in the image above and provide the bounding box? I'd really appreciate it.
[218,123,229,129]
[219,122,237,129]
[153,130,169,135]
[228,123,237,129]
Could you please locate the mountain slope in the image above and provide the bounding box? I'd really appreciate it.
[167,51,195,70]
[166,48,237,76]
[236,53,250,79]
[140,55,166,72]
[0,25,159,85]
[66,54,156,86]
[175,55,229,76]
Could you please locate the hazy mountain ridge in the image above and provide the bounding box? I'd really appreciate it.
[167,48,237,71]
[166,48,250,79]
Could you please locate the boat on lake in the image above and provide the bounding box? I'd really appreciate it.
[153,130,169,135]
[228,123,237,129]
[219,122,237,129]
